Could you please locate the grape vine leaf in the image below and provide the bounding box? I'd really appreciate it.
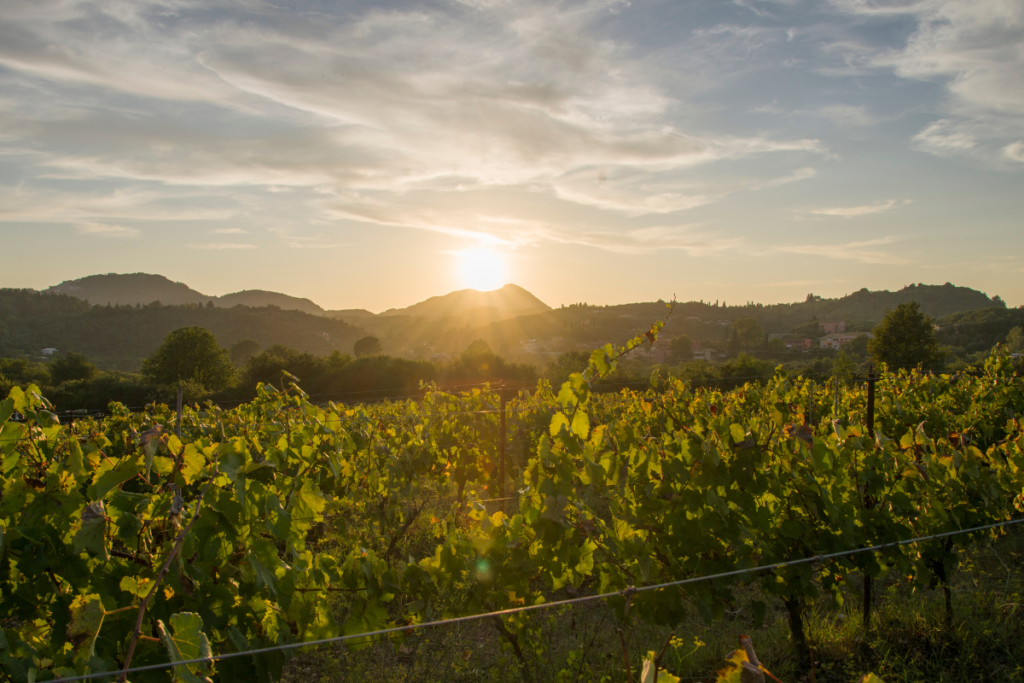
[550,413,570,438]
[158,613,214,683]
[66,594,105,664]
[0,631,31,682]
[89,457,139,500]
[0,422,25,466]
[641,651,681,683]
[68,438,86,478]
[0,397,14,424]
[571,409,590,440]
[73,501,109,561]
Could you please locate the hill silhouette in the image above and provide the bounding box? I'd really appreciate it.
[46,273,209,307]
[0,289,366,371]
[378,284,550,320]
[45,274,329,315]
[216,290,324,316]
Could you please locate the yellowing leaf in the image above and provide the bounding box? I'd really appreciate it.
[66,594,105,664]
[120,576,152,599]
[857,675,886,683]
[549,413,570,438]
[715,648,764,683]
[570,409,590,440]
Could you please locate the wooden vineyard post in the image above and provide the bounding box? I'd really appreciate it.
[866,366,875,438]
[863,365,877,631]
[809,380,815,426]
[834,374,839,416]
[499,382,506,514]
[175,386,184,439]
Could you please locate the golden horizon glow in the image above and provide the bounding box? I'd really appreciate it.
[457,248,507,291]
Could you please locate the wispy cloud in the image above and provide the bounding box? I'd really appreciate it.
[286,241,350,249]
[774,236,909,265]
[75,222,139,238]
[761,280,821,287]
[807,199,910,217]
[212,227,247,234]
[811,104,877,127]
[1005,141,1024,162]
[0,0,828,238]
[835,0,1024,163]
[187,243,257,250]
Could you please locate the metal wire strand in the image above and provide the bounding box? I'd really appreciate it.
[45,516,1024,683]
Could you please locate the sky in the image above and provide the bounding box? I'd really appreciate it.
[0,0,1022,312]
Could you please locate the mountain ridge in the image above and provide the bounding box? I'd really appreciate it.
[45,274,328,315]
[377,283,550,319]
[43,274,551,320]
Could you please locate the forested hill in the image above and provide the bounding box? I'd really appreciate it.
[936,306,1024,354]
[44,273,326,315]
[378,283,550,319]
[461,283,1005,355]
[0,289,367,371]
[46,273,208,306]
[215,290,325,316]
[776,283,1003,329]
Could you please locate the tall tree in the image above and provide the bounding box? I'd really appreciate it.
[670,335,693,360]
[868,302,943,369]
[230,339,262,366]
[353,336,383,358]
[726,328,740,357]
[48,352,97,384]
[1006,326,1023,352]
[141,327,235,391]
[733,318,764,348]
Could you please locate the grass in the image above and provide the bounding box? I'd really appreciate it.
[280,525,1024,683]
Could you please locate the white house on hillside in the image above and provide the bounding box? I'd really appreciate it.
[820,333,872,350]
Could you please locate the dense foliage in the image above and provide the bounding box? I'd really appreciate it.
[1,323,1022,682]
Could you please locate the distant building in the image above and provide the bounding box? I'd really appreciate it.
[520,340,540,354]
[684,316,702,322]
[785,338,812,351]
[548,336,570,352]
[820,333,872,350]
[768,333,785,340]
[41,348,58,357]
[429,353,455,363]
[635,344,669,363]
[693,349,718,362]
[819,321,846,334]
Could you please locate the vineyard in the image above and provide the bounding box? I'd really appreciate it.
[2,321,1023,683]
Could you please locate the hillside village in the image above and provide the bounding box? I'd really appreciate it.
[515,319,875,363]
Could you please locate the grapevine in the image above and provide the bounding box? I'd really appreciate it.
[1,327,1022,682]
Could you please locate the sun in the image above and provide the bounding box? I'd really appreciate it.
[457,248,507,291]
